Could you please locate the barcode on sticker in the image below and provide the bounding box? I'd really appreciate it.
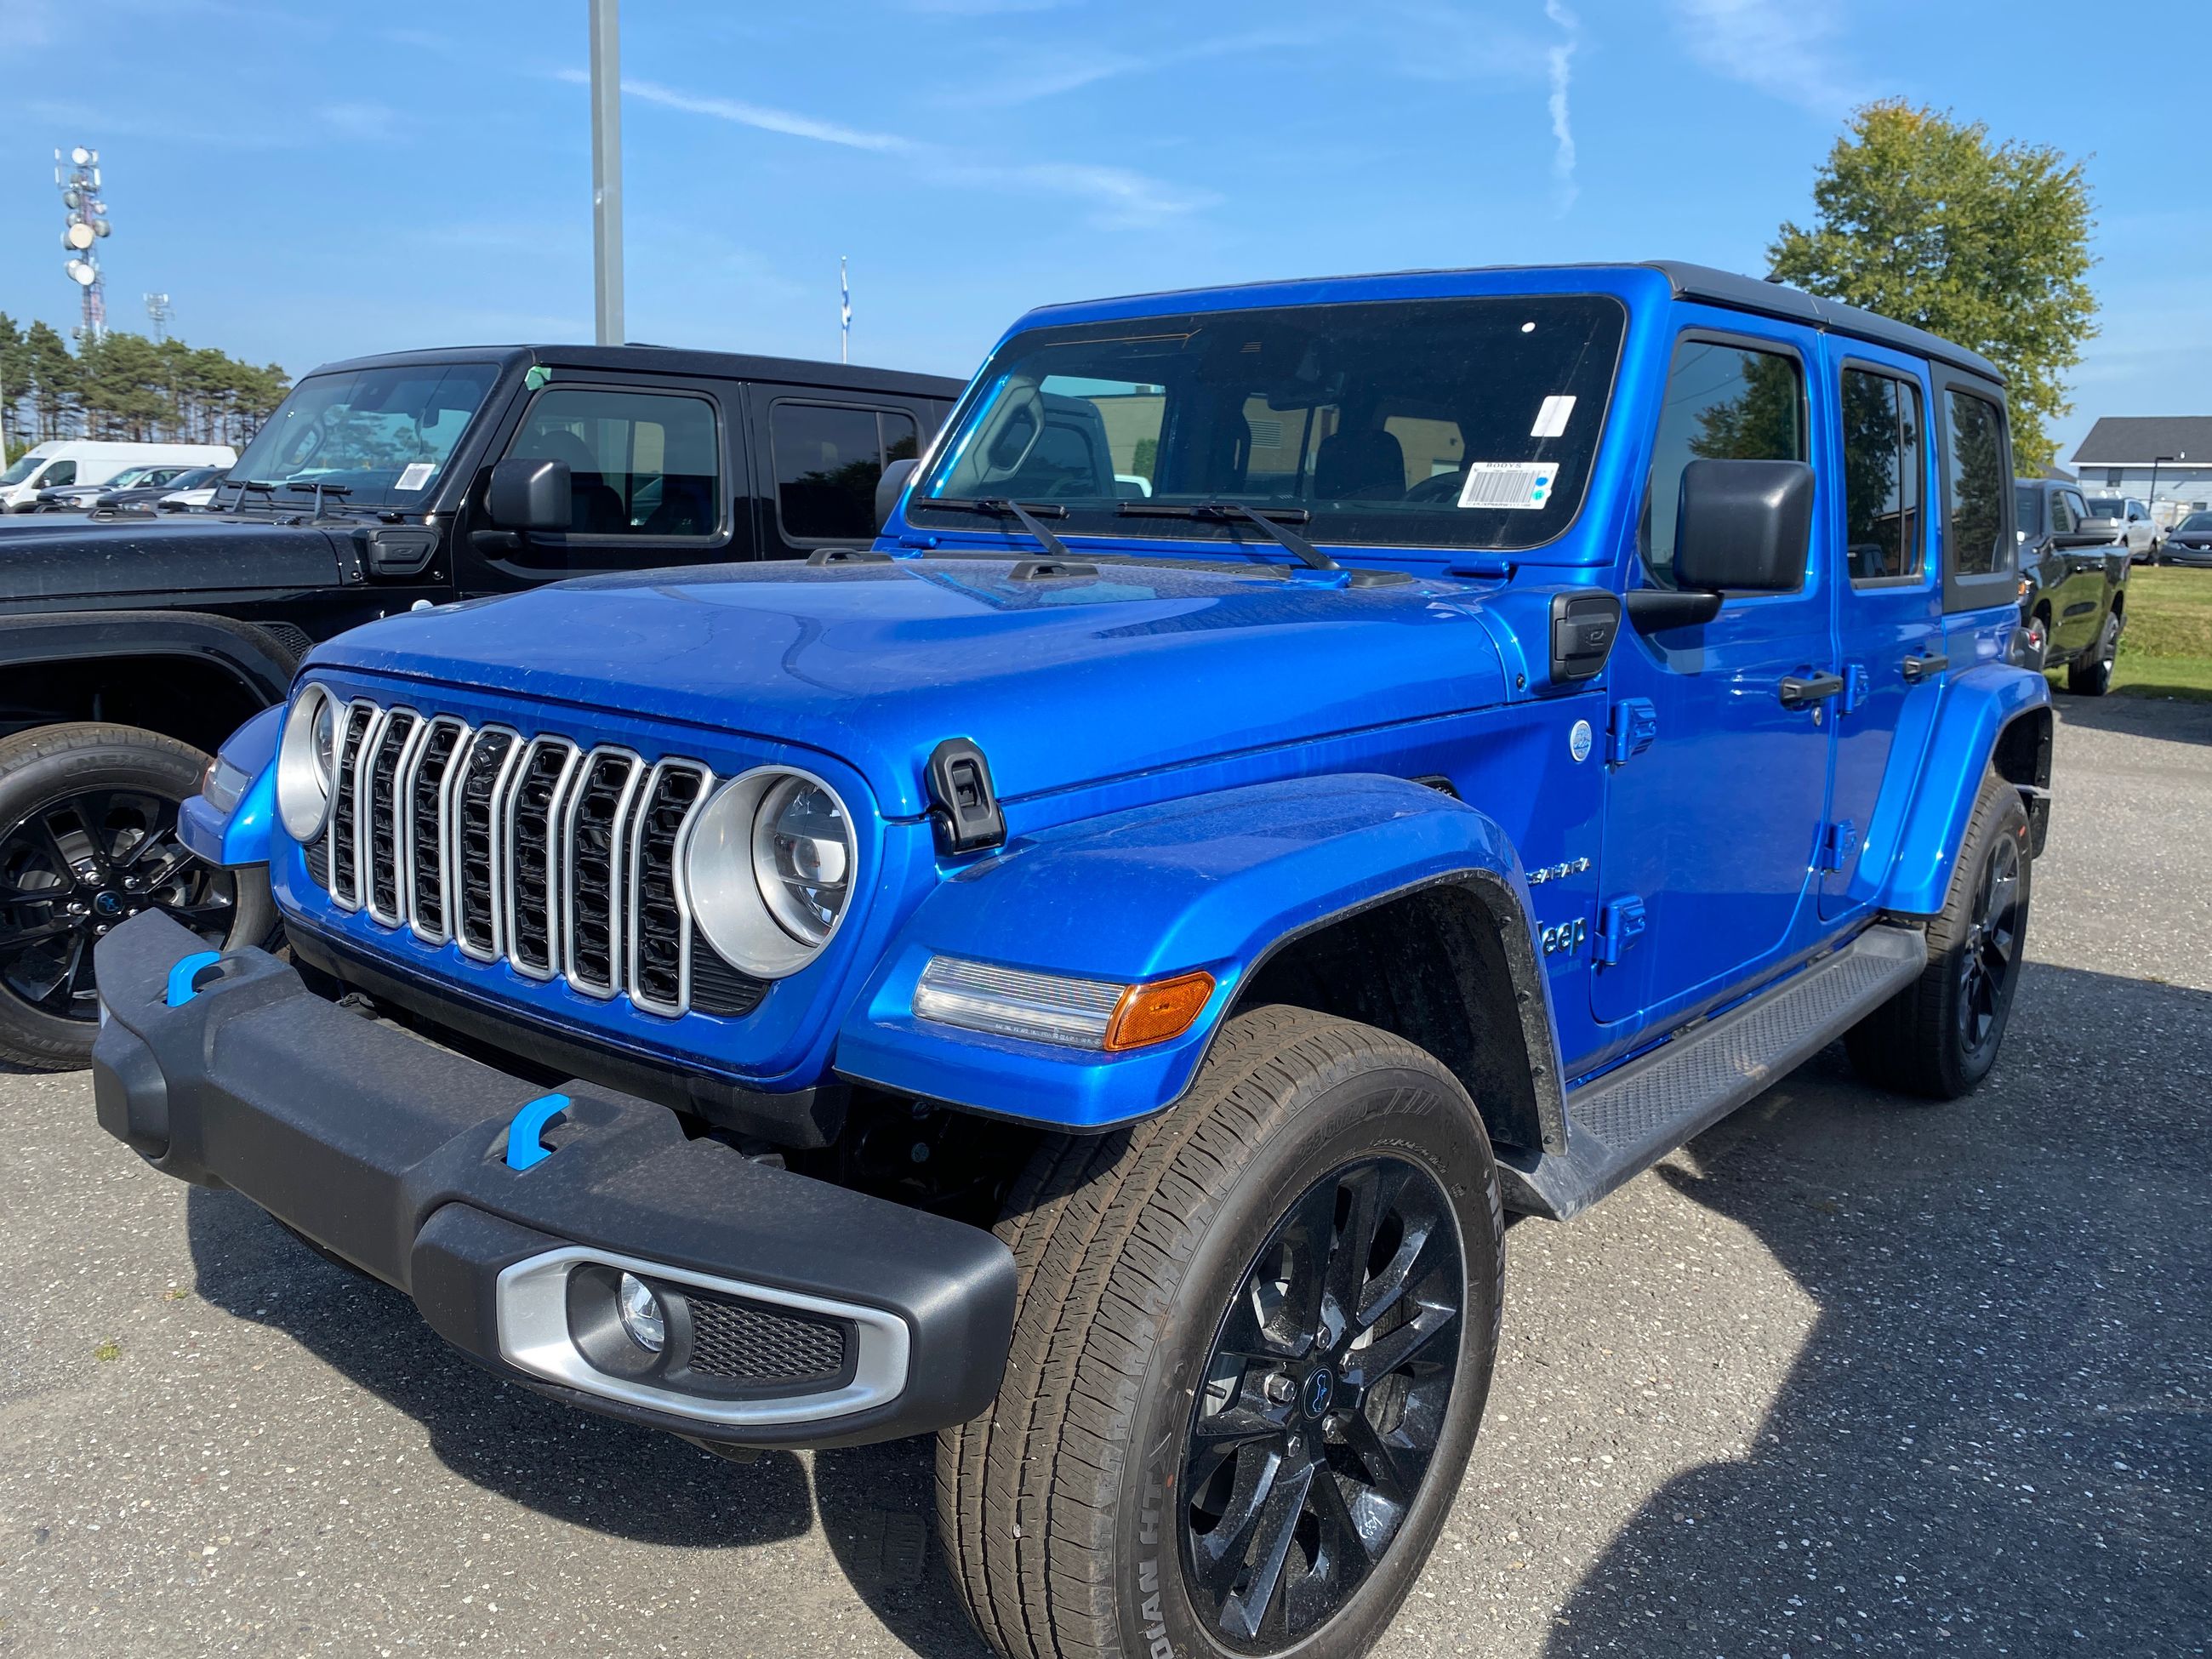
[1458,462,1558,511]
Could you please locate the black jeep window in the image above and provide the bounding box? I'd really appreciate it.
[1839,368,1924,583]
[1943,390,2009,576]
[911,294,1626,554]
[772,402,918,542]
[1644,339,1805,587]
[506,388,721,538]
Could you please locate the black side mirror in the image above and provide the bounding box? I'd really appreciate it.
[1674,459,1814,593]
[487,457,572,532]
[876,457,920,532]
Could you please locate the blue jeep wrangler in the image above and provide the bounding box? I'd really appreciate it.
[93,261,2049,1659]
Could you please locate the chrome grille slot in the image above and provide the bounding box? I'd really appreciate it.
[626,761,710,1017]
[405,717,470,942]
[363,709,424,926]
[505,738,581,979]
[452,727,521,961]
[562,748,646,998]
[298,695,766,1020]
[325,700,376,910]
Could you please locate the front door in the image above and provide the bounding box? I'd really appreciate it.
[1821,349,1942,918]
[1592,316,1837,1029]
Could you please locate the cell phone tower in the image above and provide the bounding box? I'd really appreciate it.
[56,146,112,342]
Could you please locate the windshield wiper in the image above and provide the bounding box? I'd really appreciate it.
[287,480,354,517]
[921,497,1072,562]
[214,479,282,513]
[1115,500,1337,571]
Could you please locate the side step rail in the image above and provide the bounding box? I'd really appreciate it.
[1497,924,1927,1220]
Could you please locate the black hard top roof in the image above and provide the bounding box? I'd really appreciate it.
[1645,262,2004,385]
[302,343,966,401]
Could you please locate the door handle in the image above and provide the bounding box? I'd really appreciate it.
[1901,652,1949,684]
[1778,672,1846,708]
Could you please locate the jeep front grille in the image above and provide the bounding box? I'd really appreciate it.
[306,698,766,1019]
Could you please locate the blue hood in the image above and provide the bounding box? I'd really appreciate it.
[307,557,1510,818]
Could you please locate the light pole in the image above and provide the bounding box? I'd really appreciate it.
[589,0,624,347]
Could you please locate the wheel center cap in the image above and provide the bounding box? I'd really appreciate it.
[1302,1366,1335,1419]
[92,891,123,917]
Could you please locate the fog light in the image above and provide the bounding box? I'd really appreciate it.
[617,1272,666,1353]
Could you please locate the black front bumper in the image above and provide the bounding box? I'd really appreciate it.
[90,911,1017,1450]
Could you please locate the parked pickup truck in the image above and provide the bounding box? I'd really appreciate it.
[93,262,2048,1659]
[0,344,960,1068]
[2014,475,2128,693]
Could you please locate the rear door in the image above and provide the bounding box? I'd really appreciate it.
[751,389,926,562]
[1821,346,1942,918]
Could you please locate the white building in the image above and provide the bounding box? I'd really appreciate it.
[2069,417,2212,528]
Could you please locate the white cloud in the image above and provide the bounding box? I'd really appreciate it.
[608,74,915,155]
[1543,0,1578,214]
[1669,0,1860,115]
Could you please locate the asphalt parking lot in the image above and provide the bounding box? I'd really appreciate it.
[3,697,2208,1659]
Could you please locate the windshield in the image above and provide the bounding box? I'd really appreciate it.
[225,362,499,508]
[2014,483,2040,533]
[912,294,1626,555]
[0,455,45,487]
[2180,512,2212,532]
[2084,497,2124,518]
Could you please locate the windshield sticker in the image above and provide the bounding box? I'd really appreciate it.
[396,463,436,492]
[1531,395,1576,438]
[1459,462,1558,511]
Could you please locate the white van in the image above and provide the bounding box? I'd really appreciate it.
[0,441,237,513]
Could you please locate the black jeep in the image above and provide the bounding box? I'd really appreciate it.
[2013,475,2129,694]
[0,344,961,1068]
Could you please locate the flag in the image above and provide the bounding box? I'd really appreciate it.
[840,257,852,362]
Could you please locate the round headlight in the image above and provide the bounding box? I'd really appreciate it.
[276,686,337,841]
[685,767,856,978]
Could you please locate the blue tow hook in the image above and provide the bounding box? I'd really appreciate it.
[165,951,224,1007]
[504,1094,573,1172]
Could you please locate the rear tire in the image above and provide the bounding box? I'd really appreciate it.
[2067,609,2119,696]
[1845,772,2031,1099]
[938,1006,1502,1659]
[0,723,275,1070]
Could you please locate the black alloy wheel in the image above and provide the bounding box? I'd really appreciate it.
[1955,829,2021,1063]
[0,785,238,1022]
[1183,1155,1463,1650]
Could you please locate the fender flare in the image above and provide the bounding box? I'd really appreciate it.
[1873,663,2052,917]
[834,773,1567,1137]
[0,608,302,708]
[178,704,282,869]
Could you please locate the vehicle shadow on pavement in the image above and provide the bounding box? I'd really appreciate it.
[2061,693,2212,747]
[1539,966,2212,1656]
[184,1186,1001,1655]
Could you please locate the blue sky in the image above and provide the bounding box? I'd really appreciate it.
[2,0,2202,462]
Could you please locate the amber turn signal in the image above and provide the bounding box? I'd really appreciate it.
[1104,971,1216,1052]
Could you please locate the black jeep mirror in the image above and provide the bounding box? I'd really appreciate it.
[1674,458,1814,593]
[487,457,572,533]
[876,456,919,531]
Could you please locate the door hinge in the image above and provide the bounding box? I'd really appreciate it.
[1840,663,1870,715]
[1819,819,1860,874]
[1606,698,1657,765]
[1595,895,1646,966]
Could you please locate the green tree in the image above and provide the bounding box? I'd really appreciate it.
[1769,100,2096,473]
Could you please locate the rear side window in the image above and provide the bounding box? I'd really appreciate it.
[506,388,721,538]
[1644,338,1806,587]
[772,402,919,541]
[1942,390,2009,577]
[1839,367,1924,583]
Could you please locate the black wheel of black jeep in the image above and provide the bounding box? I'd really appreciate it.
[1844,772,2030,1100]
[938,1006,1502,1659]
[0,723,275,1071]
[2067,608,2120,696]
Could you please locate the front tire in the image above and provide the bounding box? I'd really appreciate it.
[0,723,275,1070]
[938,1006,1502,1659]
[1845,772,2031,1099]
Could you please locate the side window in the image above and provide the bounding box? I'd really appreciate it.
[2059,490,2089,532]
[772,402,915,542]
[506,388,721,538]
[1941,390,2010,578]
[1644,338,1805,587]
[1839,368,1924,583]
[2049,491,2076,535]
[43,460,77,487]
